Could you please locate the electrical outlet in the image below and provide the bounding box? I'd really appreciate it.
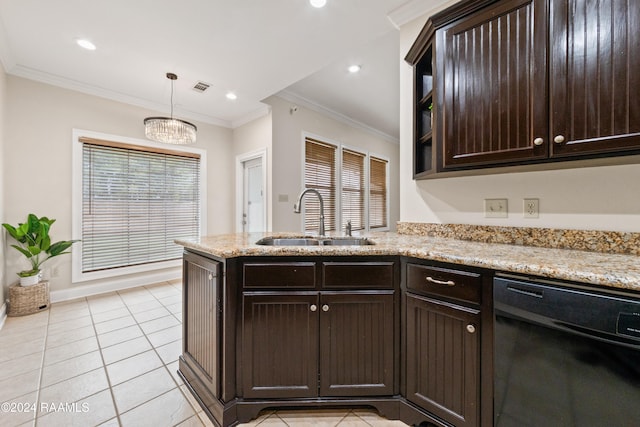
[524,198,539,218]
[484,198,508,218]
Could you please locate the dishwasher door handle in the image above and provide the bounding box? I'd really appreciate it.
[507,286,544,298]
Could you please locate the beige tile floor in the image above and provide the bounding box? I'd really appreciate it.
[0,281,408,427]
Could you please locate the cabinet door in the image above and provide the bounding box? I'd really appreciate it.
[550,0,640,157]
[183,252,221,399]
[439,0,548,169]
[319,292,394,396]
[241,293,319,399]
[406,293,480,427]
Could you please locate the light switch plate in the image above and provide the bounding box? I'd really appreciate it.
[484,198,508,218]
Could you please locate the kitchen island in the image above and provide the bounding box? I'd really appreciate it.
[176,228,640,427]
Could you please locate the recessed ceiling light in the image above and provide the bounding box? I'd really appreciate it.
[348,65,361,73]
[226,92,237,100]
[76,39,96,51]
[310,0,327,8]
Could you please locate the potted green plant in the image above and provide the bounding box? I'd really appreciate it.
[2,213,79,286]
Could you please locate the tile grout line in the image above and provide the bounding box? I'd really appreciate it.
[32,307,52,427]
[86,294,124,427]
[109,281,199,425]
[141,281,206,425]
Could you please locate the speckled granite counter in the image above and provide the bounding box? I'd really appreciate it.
[176,231,640,293]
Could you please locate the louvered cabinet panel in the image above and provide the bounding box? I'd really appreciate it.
[241,293,319,398]
[319,292,394,396]
[550,0,640,156]
[183,252,221,399]
[406,293,480,427]
[439,0,548,169]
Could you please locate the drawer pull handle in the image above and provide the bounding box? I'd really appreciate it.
[310,304,317,312]
[426,276,455,287]
[466,324,476,334]
[322,304,330,312]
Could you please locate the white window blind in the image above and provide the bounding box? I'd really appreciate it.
[342,148,365,231]
[369,156,388,229]
[81,138,200,273]
[304,138,336,233]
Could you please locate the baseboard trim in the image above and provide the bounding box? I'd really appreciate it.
[50,269,181,303]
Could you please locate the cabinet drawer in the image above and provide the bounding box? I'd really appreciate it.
[322,262,394,289]
[406,263,481,304]
[243,262,316,289]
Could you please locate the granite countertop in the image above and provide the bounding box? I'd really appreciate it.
[176,230,640,293]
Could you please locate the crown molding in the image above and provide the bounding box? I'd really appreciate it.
[7,64,236,128]
[231,104,272,128]
[387,0,432,29]
[387,0,461,29]
[277,90,399,145]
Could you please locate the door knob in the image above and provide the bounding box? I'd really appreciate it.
[466,324,476,334]
[533,137,544,146]
[322,304,329,312]
[310,304,317,312]
[208,273,213,281]
[554,135,565,144]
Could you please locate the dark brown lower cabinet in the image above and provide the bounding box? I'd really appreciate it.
[180,253,494,427]
[182,251,222,399]
[406,293,480,427]
[241,291,394,399]
[319,292,394,396]
[241,292,319,399]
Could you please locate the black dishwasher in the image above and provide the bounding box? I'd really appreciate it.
[494,275,640,427]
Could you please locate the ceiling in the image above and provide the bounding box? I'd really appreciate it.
[0,0,444,142]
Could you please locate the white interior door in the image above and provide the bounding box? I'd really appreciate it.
[243,158,264,232]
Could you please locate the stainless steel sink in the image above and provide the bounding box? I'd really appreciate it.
[255,236,374,246]
[321,237,374,246]
[255,237,320,246]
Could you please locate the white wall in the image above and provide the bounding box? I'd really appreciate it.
[232,111,273,230]
[3,76,234,295]
[399,15,640,233]
[265,95,400,233]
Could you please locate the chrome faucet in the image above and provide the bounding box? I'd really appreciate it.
[345,220,352,236]
[293,188,325,236]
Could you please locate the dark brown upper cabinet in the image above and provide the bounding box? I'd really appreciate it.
[439,0,548,169]
[408,21,436,178]
[549,0,640,157]
[406,0,640,177]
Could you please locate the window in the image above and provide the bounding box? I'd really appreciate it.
[304,138,337,232]
[341,149,365,231]
[74,134,203,281]
[369,156,388,229]
[303,136,389,233]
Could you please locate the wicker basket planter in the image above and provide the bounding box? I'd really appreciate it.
[8,281,50,316]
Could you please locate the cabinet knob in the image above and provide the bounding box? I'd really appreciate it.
[322,304,330,312]
[208,273,213,281]
[554,135,565,144]
[426,276,455,287]
[466,324,476,334]
[533,137,544,146]
[310,304,317,312]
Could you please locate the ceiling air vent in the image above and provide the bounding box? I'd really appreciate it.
[192,81,210,93]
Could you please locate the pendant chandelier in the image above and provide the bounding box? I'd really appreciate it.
[144,72,197,144]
